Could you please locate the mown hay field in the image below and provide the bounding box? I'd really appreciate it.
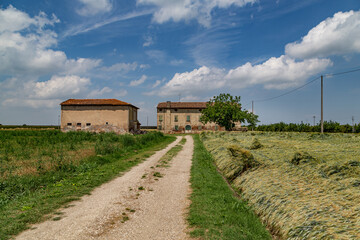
[200,131,360,239]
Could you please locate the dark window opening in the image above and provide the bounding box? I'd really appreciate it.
[175,125,178,130]
[86,123,91,126]
[67,123,72,126]
[174,109,178,111]
[106,122,108,125]
[158,125,162,130]
[77,123,81,126]
[186,115,190,122]
[174,115,178,122]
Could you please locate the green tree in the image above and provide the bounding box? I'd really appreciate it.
[200,93,259,131]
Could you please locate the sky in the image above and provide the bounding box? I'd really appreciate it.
[0,0,359,126]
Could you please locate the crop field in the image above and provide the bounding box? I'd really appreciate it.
[0,130,171,239]
[200,131,360,239]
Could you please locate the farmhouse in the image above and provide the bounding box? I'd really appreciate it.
[60,99,140,133]
[157,101,228,133]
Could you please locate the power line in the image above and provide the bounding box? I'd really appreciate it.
[252,66,360,103]
[254,76,320,103]
[325,66,360,77]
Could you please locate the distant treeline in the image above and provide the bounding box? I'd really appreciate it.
[0,125,60,129]
[255,121,360,133]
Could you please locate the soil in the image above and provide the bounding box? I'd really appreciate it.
[16,135,194,240]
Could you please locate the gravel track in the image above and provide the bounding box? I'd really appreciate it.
[16,135,193,240]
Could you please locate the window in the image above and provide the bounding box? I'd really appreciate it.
[186,115,190,122]
[215,125,218,131]
[174,109,178,111]
[106,122,108,125]
[77,123,81,126]
[198,125,202,130]
[86,123,91,126]
[159,115,163,122]
[67,123,72,126]
[158,125,162,130]
[174,115,178,122]
[174,125,179,131]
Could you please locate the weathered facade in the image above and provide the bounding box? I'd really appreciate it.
[60,99,139,133]
[157,101,228,133]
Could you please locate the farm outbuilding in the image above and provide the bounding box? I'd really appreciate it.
[60,99,140,134]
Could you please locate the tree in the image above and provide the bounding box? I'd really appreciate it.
[200,93,259,131]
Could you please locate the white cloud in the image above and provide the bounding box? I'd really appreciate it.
[137,0,256,27]
[0,5,100,77]
[158,56,331,96]
[140,64,150,69]
[143,36,154,47]
[130,75,147,86]
[152,80,162,88]
[31,75,91,99]
[115,89,128,97]
[158,66,226,96]
[226,55,332,89]
[285,10,360,59]
[101,62,138,72]
[87,87,112,98]
[76,0,112,16]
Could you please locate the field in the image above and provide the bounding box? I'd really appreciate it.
[0,130,173,239]
[200,131,360,239]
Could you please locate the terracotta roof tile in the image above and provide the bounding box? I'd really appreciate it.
[60,99,138,108]
[157,102,207,109]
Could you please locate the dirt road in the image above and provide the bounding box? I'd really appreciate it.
[16,135,193,240]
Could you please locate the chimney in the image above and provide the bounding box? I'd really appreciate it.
[166,101,171,108]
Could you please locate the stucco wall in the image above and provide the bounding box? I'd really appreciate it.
[61,105,136,133]
[157,108,224,133]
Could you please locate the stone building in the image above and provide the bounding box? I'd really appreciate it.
[60,99,140,133]
[156,101,226,133]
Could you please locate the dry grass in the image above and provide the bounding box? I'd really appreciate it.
[200,131,360,239]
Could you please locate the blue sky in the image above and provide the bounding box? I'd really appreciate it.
[0,0,359,126]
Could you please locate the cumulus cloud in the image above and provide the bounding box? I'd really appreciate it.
[158,56,332,96]
[226,56,332,89]
[137,0,256,27]
[31,75,91,99]
[158,66,226,96]
[285,10,360,59]
[130,75,147,86]
[0,5,100,77]
[76,0,112,16]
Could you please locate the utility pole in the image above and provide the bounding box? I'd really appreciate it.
[321,75,324,134]
[352,116,355,133]
[313,116,316,126]
[147,115,148,127]
[252,101,254,114]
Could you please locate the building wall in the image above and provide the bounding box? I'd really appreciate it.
[157,108,224,133]
[61,105,134,133]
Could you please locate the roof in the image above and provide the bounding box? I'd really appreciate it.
[157,101,207,109]
[60,99,138,109]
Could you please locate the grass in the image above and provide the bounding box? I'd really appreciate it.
[0,130,175,240]
[156,137,186,168]
[188,135,271,240]
[201,131,360,239]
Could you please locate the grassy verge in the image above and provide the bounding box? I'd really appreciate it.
[188,135,271,240]
[156,137,186,168]
[0,132,175,240]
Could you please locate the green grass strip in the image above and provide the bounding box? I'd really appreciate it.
[188,135,271,240]
[0,135,175,240]
[157,137,186,168]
